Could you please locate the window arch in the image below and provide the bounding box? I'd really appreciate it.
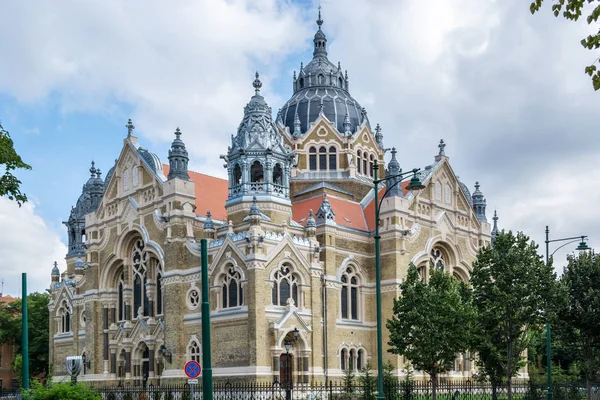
[272,264,300,307]
[188,339,201,363]
[221,266,243,309]
[341,349,347,370]
[357,150,362,174]
[328,147,337,171]
[430,247,445,270]
[58,301,71,333]
[357,349,364,370]
[319,147,327,170]
[338,77,344,88]
[132,239,149,318]
[341,266,360,320]
[309,147,317,171]
[299,77,304,89]
[273,163,283,186]
[132,166,139,187]
[156,272,164,315]
[363,155,367,176]
[123,168,130,190]
[340,347,366,371]
[118,272,125,321]
[233,164,242,185]
[318,74,324,85]
[369,154,374,177]
[250,161,264,183]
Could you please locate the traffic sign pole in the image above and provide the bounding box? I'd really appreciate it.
[201,239,213,400]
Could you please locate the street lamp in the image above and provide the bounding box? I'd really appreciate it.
[373,161,424,400]
[284,328,300,400]
[544,226,591,400]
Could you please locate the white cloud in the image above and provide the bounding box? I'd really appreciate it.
[0,197,67,296]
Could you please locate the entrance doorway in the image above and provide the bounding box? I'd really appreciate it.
[141,347,149,387]
[279,354,293,387]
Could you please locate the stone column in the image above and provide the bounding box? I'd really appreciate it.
[125,350,132,379]
[265,159,272,193]
[303,356,309,384]
[272,353,280,383]
[103,305,109,374]
[110,347,117,377]
[148,345,155,379]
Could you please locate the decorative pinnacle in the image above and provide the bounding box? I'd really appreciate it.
[207,210,211,218]
[126,118,135,137]
[54,261,58,268]
[89,160,96,176]
[493,210,498,222]
[317,4,323,28]
[475,181,480,190]
[438,139,446,156]
[96,168,102,179]
[174,127,182,140]
[253,71,262,95]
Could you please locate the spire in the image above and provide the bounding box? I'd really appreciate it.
[343,113,352,135]
[253,71,262,95]
[385,148,403,198]
[126,118,135,138]
[375,123,383,147]
[491,210,499,244]
[249,196,261,216]
[472,181,487,223]
[167,127,191,180]
[293,112,302,138]
[438,139,446,156]
[313,6,327,58]
[305,209,316,228]
[203,211,214,230]
[89,161,97,177]
[316,193,335,225]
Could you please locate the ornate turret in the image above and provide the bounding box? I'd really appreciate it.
[472,182,487,223]
[305,209,316,237]
[491,210,499,244]
[222,72,293,209]
[385,148,402,198]
[167,127,191,180]
[316,193,335,225]
[51,261,60,284]
[63,161,105,257]
[375,123,384,147]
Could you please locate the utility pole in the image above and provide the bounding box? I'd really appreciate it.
[22,273,29,390]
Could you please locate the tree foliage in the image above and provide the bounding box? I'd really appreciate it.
[387,264,475,400]
[556,251,600,400]
[0,293,50,378]
[0,123,31,206]
[530,0,600,90]
[25,380,101,400]
[471,231,556,400]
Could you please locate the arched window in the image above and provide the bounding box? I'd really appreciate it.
[58,301,71,333]
[123,168,130,190]
[188,340,201,363]
[341,266,360,320]
[363,156,367,176]
[318,74,324,85]
[319,147,327,170]
[338,77,344,88]
[272,264,299,306]
[273,164,283,186]
[118,277,124,321]
[349,349,356,370]
[221,267,243,309]
[134,275,142,317]
[233,164,242,185]
[250,161,264,183]
[357,151,362,174]
[156,273,163,315]
[299,77,304,89]
[132,166,139,187]
[369,154,374,177]
[430,248,445,270]
[357,349,364,370]
[341,349,347,371]
[328,147,337,171]
[309,147,317,171]
[132,239,148,318]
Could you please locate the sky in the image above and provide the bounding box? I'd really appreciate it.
[0,0,598,296]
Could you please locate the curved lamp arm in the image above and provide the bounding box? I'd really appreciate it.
[549,238,585,258]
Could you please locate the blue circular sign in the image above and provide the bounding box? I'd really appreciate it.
[184,360,201,378]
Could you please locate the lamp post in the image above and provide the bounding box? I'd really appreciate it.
[543,226,591,400]
[284,327,299,400]
[373,161,424,400]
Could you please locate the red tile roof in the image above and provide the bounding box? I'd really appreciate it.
[0,294,19,305]
[162,165,228,221]
[363,181,410,231]
[293,194,368,231]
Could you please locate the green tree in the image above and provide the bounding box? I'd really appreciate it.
[26,380,100,400]
[387,264,475,400]
[557,251,600,400]
[0,123,31,206]
[0,293,50,378]
[530,0,600,90]
[471,231,556,400]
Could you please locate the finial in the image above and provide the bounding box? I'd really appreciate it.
[438,139,446,156]
[293,112,302,137]
[343,113,352,135]
[338,61,341,70]
[475,181,480,190]
[96,168,102,179]
[253,71,262,95]
[300,62,304,71]
[319,100,324,115]
[89,160,96,176]
[126,118,135,137]
[175,127,182,140]
[317,4,323,28]
[204,210,214,230]
[293,70,297,80]
[345,70,348,80]
[54,261,58,268]
[493,210,498,222]
[249,196,261,216]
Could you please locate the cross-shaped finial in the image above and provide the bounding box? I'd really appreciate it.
[175,127,181,140]
[126,118,135,137]
[253,72,262,95]
[317,4,323,27]
[309,209,314,218]
[475,181,480,190]
[206,210,211,218]
[493,210,498,221]
[53,261,58,268]
[89,160,96,176]
[438,139,446,156]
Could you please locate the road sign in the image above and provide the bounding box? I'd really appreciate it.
[188,379,198,384]
[184,360,201,379]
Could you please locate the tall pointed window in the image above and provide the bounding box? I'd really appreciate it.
[341,349,347,371]
[329,147,337,171]
[357,151,362,174]
[363,156,367,176]
[341,266,360,320]
[250,161,264,183]
[369,154,375,177]
[132,239,148,318]
[272,264,300,306]
[221,267,243,309]
[156,273,163,315]
[273,164,283,186]
[430,248,445,270]
[309,147,317,171]
[58,301,71,333]
[118,272,125,321]
[188,339,201,363]
[319,147,327,170]
[233,164,242,185]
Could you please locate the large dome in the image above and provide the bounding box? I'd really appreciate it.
[279,10,369,136]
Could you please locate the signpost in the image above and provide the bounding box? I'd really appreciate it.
[185,360,201,398]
